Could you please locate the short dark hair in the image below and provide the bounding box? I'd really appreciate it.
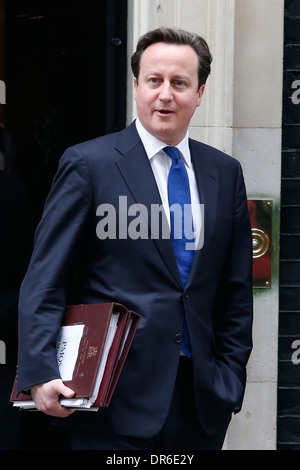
[131,27,213,90]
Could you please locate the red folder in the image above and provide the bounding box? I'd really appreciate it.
[10,302,140,410]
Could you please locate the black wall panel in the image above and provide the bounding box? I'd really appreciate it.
[278,0,300,450]
[3,0,128,224]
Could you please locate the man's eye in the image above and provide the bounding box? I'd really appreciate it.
[176,80,186,87]
[149,78,159,84]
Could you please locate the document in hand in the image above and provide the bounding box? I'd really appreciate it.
[10,302,141,410]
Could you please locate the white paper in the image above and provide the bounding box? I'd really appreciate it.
[56,324,85,381]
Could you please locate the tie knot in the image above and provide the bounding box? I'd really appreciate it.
[164,146,181,161]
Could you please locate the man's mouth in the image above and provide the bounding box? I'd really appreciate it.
[157,109,174,115]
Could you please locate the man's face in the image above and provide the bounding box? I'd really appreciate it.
[134,42,205,146]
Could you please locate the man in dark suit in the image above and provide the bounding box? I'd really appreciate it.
[17,27,253,450]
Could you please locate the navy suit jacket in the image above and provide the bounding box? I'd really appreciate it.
[17,121,253,436]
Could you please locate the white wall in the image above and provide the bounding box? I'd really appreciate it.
[227,0,284,450]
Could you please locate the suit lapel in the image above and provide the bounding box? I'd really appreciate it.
[188,139,218,285]
[115,123,182,286]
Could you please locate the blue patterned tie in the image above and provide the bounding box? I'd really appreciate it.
[164,146,195,357]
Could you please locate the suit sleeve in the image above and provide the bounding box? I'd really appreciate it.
[17,146,92,394]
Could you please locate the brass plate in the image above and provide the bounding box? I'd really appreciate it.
[247,200,273,288]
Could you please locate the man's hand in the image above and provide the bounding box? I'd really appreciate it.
[31,378,76,417]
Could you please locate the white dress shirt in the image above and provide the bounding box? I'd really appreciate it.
[135,118,202,249]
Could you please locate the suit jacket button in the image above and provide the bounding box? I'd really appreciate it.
[174,334,182,343]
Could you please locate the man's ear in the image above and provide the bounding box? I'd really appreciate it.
[134,77,138,100]
[196,84,205,107]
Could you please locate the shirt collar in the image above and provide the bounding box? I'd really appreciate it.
[135,118,191,168]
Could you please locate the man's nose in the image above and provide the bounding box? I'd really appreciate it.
[159,82,173,101]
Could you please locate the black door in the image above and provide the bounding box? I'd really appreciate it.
[3,0,128,223]
[278,0,300,450]
[0,0,128,450]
